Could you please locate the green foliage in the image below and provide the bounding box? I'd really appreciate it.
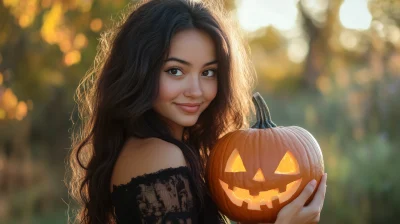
[1,0,400,223]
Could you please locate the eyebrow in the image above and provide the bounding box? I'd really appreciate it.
[164,57,218,67]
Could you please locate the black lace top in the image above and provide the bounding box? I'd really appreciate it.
[111,137,228,224]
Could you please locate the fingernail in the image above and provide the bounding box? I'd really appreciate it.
[310,179,317,187]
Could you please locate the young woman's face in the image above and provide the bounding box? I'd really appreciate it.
[153,29,218,129]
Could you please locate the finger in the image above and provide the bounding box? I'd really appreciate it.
[291,179,317,208]
[297,206,320,223]
[306,173,327,210]
[313,213,321,223]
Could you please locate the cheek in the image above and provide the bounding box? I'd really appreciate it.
[202,79,218,101]
[157,74,182,101]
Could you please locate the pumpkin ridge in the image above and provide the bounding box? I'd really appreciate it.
[222,130,248,215]
[293,126,324,168]
[254,129,262,180]
[272,127,308,186]
[271,128,289,172]
[282,127,312,179]
[237,131,252,192]
[290,126,324,181]
[285,126,321,186]
[209,129,242,215]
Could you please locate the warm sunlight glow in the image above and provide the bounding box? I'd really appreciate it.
[339,0,372,30]
[288,38,309,63]
[73,33,88,50]
[274,152,300,174]
[64,50,81,66]
[237,0,299,32]
[1,88,18,111]
[225,149,246,172]
[41,2,63,44]
[0,109,5,119]
[339,30,360,50]
[15,101,28,121]
[90,18,103,32]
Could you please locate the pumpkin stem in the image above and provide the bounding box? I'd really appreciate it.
[251,92,277,129]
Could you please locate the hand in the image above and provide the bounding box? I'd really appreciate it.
[275,173,328,224]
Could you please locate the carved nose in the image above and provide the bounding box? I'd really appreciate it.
[252,168,265,182]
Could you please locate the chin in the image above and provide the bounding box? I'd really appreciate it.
[175,116,200,127]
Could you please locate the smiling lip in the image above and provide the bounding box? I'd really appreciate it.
[175,103,202,113]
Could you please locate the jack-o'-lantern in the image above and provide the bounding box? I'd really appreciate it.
[206,92,324,223]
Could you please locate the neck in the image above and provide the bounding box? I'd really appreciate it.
[157,115,183,141]
[169,123,184,141]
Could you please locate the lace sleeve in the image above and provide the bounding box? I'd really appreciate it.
[111,166,199,224]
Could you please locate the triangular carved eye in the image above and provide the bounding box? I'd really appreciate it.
[225,148,246,172]
[274,151,300,175]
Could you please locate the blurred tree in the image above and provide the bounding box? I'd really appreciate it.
[1,0,400,223]
[298,0,343,90]
[0,0,137,222]
[369,0,400,27]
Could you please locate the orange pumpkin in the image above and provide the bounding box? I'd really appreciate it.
[206,92,324,223]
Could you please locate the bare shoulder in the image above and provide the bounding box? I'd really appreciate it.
[110,137,187,192]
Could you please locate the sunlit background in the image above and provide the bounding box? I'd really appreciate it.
[1,0,400,223]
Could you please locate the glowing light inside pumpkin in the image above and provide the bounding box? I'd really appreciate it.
[225,148,246,172]
[219,178,302,210]
[253,168,266,182]
[220,150,303,210]
[274,151,299,174]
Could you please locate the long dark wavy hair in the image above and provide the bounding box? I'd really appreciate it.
[67,0,256,223]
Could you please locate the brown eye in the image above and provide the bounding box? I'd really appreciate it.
[166,68,183,76]
[202,69,217,77]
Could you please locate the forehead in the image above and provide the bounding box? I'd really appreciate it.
[167,29,216,62]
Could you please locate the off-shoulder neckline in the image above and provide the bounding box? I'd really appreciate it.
[111,166,190,194]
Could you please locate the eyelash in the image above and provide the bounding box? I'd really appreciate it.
[165,67,217,77]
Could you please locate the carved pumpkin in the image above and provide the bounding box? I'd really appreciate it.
[206,92,324,223]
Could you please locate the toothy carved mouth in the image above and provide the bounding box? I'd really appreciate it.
[219,178,302,210]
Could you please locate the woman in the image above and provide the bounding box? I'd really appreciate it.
[67,0,327,223]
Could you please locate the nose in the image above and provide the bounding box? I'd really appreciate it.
[253,168,266,182]
[184,73,202,97]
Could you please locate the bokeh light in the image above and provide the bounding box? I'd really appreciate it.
[339,0,372,30]
[237,0,298,32]
[1,0,400,223]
